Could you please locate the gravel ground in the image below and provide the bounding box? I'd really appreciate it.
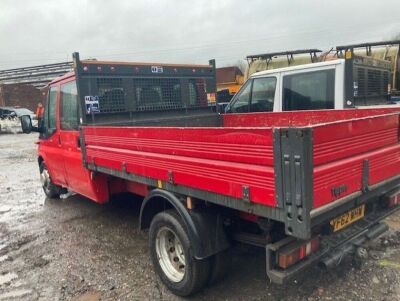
[0,133,399,301]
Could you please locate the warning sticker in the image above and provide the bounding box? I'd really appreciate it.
[151,66,163,73]
[85,96,100,114]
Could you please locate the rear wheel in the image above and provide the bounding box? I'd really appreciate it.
[39,162,61,198]
[149,210,211,296]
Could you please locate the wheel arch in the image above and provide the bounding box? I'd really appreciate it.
[38,156,44,167]
[139,189,230,259]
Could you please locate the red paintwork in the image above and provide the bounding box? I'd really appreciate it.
[223,108,400,127]
[313,113,400,207]
[37,75,109,204]
[82,109,400,209]
[39,71,400,210]
[126,181,149,197]
[83,127,276,206]
[239,212,258,222]
[108,178,148,197]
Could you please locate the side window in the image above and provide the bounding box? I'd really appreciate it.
[283,69,335,111]
[229,80,252,113]
[60,81,79,130]
[250,77,276,112]
[47,86,58,132]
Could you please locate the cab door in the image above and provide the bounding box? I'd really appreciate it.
[58,80,86,194]
[58,79,108,202]
[39,85,68,186]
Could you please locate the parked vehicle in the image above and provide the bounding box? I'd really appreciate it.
[21,53,400,296]
[0,106,36,120]
[335,40,400,98]
[0,106,36,133]
[226,51,397,113]
[232,40,400,114]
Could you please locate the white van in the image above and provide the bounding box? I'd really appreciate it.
[225,54,394,113]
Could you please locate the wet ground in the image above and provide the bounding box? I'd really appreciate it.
[0,118,21,134]
[0,133,399,301]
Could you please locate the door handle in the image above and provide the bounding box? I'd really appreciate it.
[77,137,81,148]
[58,135,61,145]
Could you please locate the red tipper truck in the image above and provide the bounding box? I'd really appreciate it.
[21,52,400,296]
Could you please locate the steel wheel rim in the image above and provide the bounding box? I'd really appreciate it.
[40,168,50,190]
[155,226,186,282]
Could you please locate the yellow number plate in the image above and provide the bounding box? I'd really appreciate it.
[330,204,365,232]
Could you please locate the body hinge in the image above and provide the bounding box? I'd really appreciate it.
[362,159,369,192]
[168,170,175,184]
[273,128,313,240]
[242,185,250,202]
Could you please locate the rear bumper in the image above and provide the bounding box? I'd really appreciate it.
[266,203,400,284]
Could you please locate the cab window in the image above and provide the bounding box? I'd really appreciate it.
[60,81,79,130]
[47,86,58,133]
[250,77,276,112]
[228,80,252,113]
[283,69,335,111]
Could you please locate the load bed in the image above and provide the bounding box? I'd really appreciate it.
[71,53,400,240]
[80,107,400,240]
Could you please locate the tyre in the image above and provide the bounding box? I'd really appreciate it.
[208,249,230,285]
[39,162,61,198]
[149,210,211,296]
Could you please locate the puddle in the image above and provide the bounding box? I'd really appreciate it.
[73,291,101,301]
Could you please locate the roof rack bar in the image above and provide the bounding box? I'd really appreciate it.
[246,49,322,60]
[336,40,400,51]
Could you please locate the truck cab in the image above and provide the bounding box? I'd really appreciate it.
[226,48,395,113]
[226,41,400,113]
[35,56,217,203]
[226,59,343,113]
[37,71,108,201]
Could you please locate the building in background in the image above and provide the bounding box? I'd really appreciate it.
[0,84,46,111]
[216,67,244,103]
[0,61,72,110]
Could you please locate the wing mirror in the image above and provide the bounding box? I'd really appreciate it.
[20,115,41,134]
[21,115,32,133]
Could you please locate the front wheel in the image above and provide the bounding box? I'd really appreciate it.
[39,162,62,198]
[149,210,210,296]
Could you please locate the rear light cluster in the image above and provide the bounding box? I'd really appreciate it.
[386,191,400,208]
[278,237,320,269]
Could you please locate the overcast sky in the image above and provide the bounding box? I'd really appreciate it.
[0,0,399,69]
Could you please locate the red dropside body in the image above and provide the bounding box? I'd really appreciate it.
[82,108,400,210]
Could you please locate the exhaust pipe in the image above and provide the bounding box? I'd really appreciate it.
[320,223,388,269]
